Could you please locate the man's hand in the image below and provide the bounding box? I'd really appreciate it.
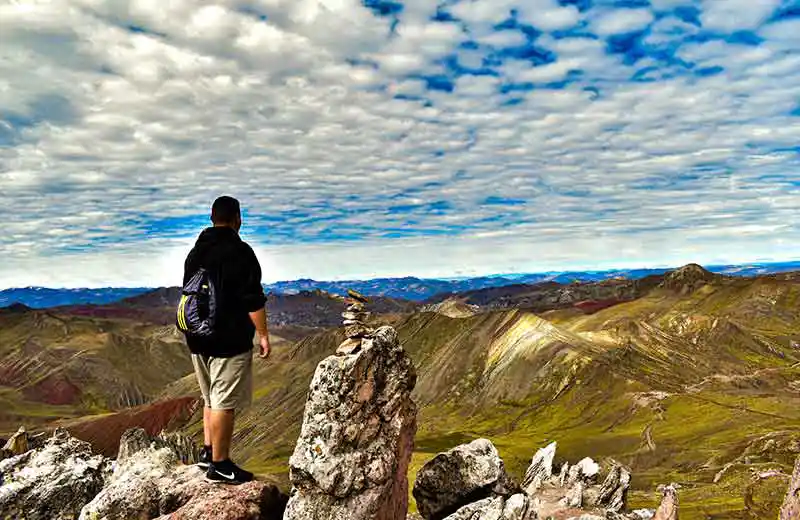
[258,334,271,360]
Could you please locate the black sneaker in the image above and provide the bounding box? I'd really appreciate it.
[197,446,212,470]
[206,459,254,485]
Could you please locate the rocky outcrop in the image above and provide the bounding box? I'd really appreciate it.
[413,439,519,520]
[284,324,417,520]
[567,458,600,486]
[0,427,111,519]
[0,426,286,520]
[81,427,287,519]
[115,427,199,465]
[524,447,638,519]
[596,463,632,514]
[781,456,800,519]
[419,439,659,520]
[442,493,534,520]
[652,484,679,520]
[1,426,29,460]
[522,441,556,495]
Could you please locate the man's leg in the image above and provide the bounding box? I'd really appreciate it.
[203,406,213,447]
[207,351,252,463]
[210,409,235,462]
[191,354,213,456]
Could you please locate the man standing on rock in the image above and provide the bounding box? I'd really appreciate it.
[179,195,271,484]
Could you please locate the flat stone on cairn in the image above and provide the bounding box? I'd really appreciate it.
[337,289,374,355]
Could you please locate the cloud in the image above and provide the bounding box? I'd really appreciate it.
[0,0,799,287]
[700,0,781,33]
[516,0,581,32]
[592,8,654,36]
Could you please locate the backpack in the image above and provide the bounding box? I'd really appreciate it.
[176,268,218,338]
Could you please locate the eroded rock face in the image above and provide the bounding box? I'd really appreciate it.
[0,428,111,520]
[80,427,287,520]
[284,325,417,520]
[442,494,534,520]
[522,442,556,495]
[781,456,800,520]
[413,439,518,520]
[595,463,631,513]
[516,444,639,520]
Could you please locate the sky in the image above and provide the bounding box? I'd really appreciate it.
[0,0,799,288]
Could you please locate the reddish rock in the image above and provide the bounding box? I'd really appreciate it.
[573,299,625,314]
[22,373,81,405]
[162,481,288,520]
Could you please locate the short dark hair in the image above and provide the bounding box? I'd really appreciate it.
[211,196,241,225]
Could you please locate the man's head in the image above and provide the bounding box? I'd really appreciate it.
[211,196,242,231]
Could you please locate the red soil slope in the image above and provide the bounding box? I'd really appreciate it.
[59,396,201,457]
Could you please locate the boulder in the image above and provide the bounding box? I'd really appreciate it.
[567,458,600,485]
[557,463,569,487]
[284,325,417,520]
[522,442,556,495]
[0,428,111,520]
[652,484,678,520]
[413,439,518,520]
[560,481,583,508]
[80,427,287,520]
[781,455,800,520]
[442,494,534,520]
[2,426,29,459]
[116,428,199,466]
[595,463,631,513]
[157,480,287,520]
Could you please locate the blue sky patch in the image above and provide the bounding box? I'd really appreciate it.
[362,0,403,17]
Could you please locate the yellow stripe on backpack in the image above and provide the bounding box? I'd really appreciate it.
[177,295,188,330]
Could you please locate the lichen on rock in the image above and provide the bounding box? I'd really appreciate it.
[413,439,519,520]
[284,325,417,520]
[0,427,111,520]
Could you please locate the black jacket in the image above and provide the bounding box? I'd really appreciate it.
[182,226,267,357]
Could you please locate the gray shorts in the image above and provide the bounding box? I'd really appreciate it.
[191,350,253,411]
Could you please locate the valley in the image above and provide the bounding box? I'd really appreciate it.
[3,264,800,518]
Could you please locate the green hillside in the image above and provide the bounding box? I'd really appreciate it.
[161,269,800,518]
[0,309,193,434]
[6,267,800,518]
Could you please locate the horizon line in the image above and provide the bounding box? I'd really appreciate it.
[3,259,800,292]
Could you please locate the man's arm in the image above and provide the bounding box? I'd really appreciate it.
[240,246,270,358]
[249,307,269,338]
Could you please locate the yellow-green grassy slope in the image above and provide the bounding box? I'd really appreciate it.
[169,274,800,519]
[0,309,192,434]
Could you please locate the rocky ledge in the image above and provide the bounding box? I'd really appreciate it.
[412,438,676,520]
[0,427,287,520]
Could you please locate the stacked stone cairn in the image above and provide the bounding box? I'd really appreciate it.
[337,289,373,355]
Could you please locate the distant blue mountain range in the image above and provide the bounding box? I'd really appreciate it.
[2,261,800,309]
[0,287,153,310]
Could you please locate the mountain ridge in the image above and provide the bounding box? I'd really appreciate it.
[4,264,800,517]
[4,260,800,307]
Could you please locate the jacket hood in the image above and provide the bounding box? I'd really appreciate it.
[194,226,240,251]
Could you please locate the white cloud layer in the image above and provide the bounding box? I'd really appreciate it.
[0,0,798,288]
